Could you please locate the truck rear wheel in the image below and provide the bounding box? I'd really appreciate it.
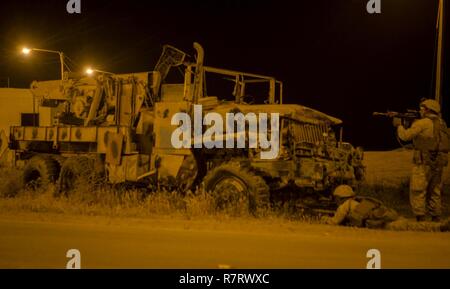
[202,162,270,215]
[22,155,60,190]
[57,156,94,196]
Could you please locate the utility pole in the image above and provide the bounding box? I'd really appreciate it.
[435,0,444,106]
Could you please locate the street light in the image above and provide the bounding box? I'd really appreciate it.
[21,47,31,55]
[85,67,113,76]
[85,68,94,75]
[21,47,66,80]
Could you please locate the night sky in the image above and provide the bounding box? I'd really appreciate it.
[0,0,448,150]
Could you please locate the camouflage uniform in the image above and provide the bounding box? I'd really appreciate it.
[325,196,398,228]
[397,114,449,219]
[385,218,446,232]
[325,196,449,232]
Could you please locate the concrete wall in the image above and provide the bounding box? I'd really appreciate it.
[0,88,35,135]
[0,88,52,165]
[0,88,53,135]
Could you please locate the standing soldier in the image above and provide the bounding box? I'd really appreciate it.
[393,99,449,222]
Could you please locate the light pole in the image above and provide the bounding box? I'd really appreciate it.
[435,0,444,106]
[85,67,114,76]
[22,47,66,80]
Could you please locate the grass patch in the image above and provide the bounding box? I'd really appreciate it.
[359,182,450,218]
[358,181,412,217]
[1,163,448,220]
[0,166,271,220]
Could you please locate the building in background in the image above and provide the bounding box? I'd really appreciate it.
[0,88,52,165]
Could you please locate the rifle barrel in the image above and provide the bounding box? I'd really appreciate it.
[372,111,419,119]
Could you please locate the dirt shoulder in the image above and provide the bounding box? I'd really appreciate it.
[1,210,449,240]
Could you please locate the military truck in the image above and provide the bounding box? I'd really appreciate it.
[9,42,364,213]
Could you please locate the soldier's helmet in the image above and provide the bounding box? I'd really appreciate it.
[333,185,355,198]
[420,99,441,114]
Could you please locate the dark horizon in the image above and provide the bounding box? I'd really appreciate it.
[0,0,448,150]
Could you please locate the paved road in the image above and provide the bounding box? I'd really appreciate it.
[1,214,450,268]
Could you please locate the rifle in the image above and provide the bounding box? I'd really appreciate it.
[372,109,420,128]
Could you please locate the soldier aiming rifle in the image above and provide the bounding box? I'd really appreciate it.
[374,99,449,222]
[373,110,420,128]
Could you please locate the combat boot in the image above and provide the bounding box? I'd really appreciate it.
[416,215,426,222]
[431,216,441,222]
[440,220,450,232]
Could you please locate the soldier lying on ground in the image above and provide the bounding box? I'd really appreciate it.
[321,185,450,232]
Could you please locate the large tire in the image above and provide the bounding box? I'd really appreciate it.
[22,155,60,190]
[202,161,270,214]
[57,156,94,196]
[50,155,66,170]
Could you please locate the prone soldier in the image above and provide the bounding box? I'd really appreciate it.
[323,185,450,232]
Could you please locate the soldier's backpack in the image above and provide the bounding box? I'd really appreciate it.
[349,197,399,228]
[415,117,449,167]
[432,118,449,153]
[431,118,449,167]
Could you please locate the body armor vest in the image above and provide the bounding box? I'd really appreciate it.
[413,117,449,167]
[413,117,449,152]
[348,197,398,228]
